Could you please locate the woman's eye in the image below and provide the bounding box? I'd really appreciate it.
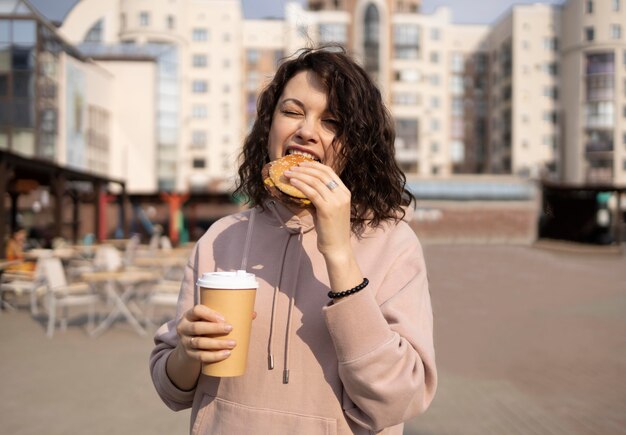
[282,110,302,116]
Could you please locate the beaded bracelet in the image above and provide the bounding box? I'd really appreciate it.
[328,278,369,299]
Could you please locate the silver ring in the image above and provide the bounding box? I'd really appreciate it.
[326,180,339,191]
[190,337,196,349]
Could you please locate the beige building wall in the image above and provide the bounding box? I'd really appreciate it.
[56,53,114,177]
[61,0,244,193]
[96,60,157,193]
[242,19,286,133]
[561,0,626,185]
[482,4,561,178]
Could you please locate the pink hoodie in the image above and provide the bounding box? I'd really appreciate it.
[150,200,437,434]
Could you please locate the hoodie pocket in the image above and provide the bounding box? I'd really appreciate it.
[191,393,337,435]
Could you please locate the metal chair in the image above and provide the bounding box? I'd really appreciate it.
[0,260,46,315]
[144,280,179,327]
[40,257,99,338]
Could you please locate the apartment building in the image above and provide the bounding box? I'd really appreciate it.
[60,0,244,193]
[483,4,561,177]
[4,0,624,193]
[0,0,157,193]
[561,0,626,184]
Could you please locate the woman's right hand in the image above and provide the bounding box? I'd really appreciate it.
[176,304,236,364]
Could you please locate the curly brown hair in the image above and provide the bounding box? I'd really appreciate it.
[235,46,414,235]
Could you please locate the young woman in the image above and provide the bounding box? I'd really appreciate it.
[150,47,437,434]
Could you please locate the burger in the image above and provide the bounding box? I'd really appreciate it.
[262,153,315,207]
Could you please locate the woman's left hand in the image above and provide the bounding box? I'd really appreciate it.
[284,161,351,260]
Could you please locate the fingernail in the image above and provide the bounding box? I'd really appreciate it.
[224,324,233,332]
[226,340,237,348]
[215,313,225,321]
[284,170,293,176]
[223,350,231,357]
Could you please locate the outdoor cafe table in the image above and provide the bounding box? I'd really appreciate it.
[82,270,159,337]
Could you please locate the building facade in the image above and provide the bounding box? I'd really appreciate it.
[60,0,244,193]
[3,0,625,194]
[561,0,626,184]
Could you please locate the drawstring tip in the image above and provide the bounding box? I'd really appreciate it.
[268,354,274,370]
[283,369,290,384]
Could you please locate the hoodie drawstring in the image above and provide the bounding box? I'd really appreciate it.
[267,235,290,371]
[282,228,303,384]
[240,208,256,272]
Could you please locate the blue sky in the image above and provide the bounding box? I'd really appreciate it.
[30,0,564,25]
[230,0,563,24]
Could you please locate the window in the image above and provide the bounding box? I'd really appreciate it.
[396,69,420,83]
[223,33,231,42]
[613,0,620,11]
[451,76,464,95]
[451,98,463,115]
[167,15,175,30]
[84,19,103,43]
[393,24,420,59]
[392,92,419,105]
[431,96,440,108]
[611,24,621,39]
[192,28,208,41]
[192,80,208,93]
[546,62,559,76]
[430,74,440,86]
[430,142,439,153]
[140,12,149,26]
[451,53,464,73]
[192,105,207,119]
[430,52,439,63]
[431,119,440,131]
[364,4,380,78]
[585,27,594,41]
[544,86,559,100]
[223,59,231,68]
[431,28,440,41]
[192,54,207,67]
[191,131,207,147]
[319,23,348,44]
[451,141,464,163]
[586,0,593,13]
[247,49,260,66]
[544,37,558,50]
[192,158,205,168]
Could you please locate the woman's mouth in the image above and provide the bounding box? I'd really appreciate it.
[286,149,321,162]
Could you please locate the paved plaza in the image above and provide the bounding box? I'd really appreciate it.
[1,244,625,434]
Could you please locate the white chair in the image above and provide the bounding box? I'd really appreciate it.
[0,260,46,315]
[160,236,172,251]
[94,245,123,272]
[144,280,179,327]
[40,257,99,338]
[124,234,141,267]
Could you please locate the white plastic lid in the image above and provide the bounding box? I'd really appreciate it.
[196,270,258,289]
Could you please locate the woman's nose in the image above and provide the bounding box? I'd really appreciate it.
[296,118,318,143]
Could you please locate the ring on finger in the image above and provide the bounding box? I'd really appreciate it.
[326,180,339,191]
[190,337,196,349]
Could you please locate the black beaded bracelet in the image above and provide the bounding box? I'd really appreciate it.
[328,278,369,299]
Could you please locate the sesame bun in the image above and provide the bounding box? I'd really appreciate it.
[262,154,313,207]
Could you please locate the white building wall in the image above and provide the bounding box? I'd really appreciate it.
[97,60,158,193]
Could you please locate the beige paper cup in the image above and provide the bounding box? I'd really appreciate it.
[197,270,258,377]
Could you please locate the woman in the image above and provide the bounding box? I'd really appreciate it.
[5,227,35,272]
[150,47,437,434]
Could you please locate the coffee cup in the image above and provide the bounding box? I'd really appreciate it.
[196,270,258,377]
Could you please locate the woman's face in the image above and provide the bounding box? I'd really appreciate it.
[268,70,342,171]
